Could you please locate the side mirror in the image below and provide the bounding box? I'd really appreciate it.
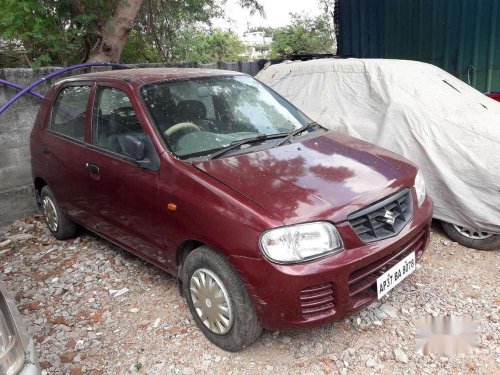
[123,134,160,172]
[124,134,145,160]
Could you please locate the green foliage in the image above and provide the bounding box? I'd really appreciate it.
[0,0,262,66]
[135,1,260,62]
[121,31,162,64]
[175,29,247,63]
[134,362,143,371]
[136,0,223,61]
[0,0,117,67]
[253,44,270,53]
[269,14,335,58]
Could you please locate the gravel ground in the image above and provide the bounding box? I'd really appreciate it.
[0,215,499,375]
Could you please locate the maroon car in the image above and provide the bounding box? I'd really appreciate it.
[485,91,500,102]
[30,68,433,351]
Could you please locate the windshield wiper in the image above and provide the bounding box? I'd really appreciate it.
[275,122,320,148]
[208,133,287,160]
[207,123,320,160]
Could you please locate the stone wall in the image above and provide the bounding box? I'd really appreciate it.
[0,60,266,226]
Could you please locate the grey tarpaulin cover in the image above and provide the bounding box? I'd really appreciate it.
[256,59,500,233]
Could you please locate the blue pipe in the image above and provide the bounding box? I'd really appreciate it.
[0,79,44,100]
[0,62,128,116]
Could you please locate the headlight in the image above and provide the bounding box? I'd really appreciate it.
[415,169,426,206]
[260,222,343,263]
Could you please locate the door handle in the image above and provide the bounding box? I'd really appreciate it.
[85,162,100,175]
[43,145,51,153]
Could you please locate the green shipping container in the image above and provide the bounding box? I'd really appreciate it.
[337,0,500,92]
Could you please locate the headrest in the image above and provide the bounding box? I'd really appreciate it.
[174,100,207,122]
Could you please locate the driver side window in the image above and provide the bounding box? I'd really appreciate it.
[92,87,145,156]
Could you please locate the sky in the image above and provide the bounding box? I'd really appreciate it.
[213,0,323,35]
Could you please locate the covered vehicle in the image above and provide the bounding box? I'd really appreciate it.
[256,59,500,250]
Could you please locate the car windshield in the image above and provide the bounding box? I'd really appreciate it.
[141,75,313,159]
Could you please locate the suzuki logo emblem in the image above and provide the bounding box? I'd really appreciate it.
[381,210,396,225]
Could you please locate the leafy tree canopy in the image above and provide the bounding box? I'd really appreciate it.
[0,0,118,66]
[269,13,335,58]
[179,29,247,63]
[0,0,262,66]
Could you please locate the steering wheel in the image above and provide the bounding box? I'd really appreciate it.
[164,122,201,145]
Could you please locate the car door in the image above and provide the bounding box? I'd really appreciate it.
[81,82,165,265]
[39,83,97,227]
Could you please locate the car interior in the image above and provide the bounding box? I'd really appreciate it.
[143,85,260,154]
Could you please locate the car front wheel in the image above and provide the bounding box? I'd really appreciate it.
[441,221,500,250]
[182,245,262,351]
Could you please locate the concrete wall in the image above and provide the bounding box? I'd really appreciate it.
[0,60,266,227]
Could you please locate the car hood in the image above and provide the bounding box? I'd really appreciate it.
[193,132,418,224]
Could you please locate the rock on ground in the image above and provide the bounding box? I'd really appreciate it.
[0,216,499,374]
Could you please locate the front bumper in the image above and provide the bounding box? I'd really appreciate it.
[229,195,433,331]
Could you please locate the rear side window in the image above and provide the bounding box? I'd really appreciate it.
[50,86,90,141]
[92,87,145,156]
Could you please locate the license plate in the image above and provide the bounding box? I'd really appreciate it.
[377,252,416,299]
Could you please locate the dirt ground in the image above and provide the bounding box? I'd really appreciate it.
[0,215,499,375]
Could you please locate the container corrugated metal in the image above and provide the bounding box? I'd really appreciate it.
[337,0,500,92]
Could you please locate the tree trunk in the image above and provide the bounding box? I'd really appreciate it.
[88,0,144,63]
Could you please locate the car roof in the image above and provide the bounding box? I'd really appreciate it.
[63,67,245,85]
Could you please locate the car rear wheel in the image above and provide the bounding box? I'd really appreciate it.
[181,245,262,351]
[40,186,78,240]
[440,221,500,250]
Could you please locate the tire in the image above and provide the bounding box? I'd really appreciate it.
[441,221,500,251]
[40,186,78,240]
[181,246,262,351]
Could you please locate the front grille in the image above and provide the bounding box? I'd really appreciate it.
[348,189,413,242]
[300,282,335,317]
[348,228,427,309]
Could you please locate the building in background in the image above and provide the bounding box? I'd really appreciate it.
[241,31,273,59]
